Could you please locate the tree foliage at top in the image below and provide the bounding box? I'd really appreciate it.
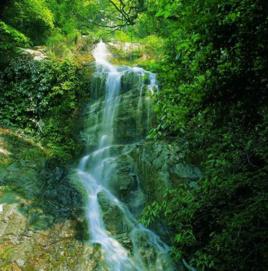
[1,0,54,44]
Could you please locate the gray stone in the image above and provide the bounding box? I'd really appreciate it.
[16,259,25,267]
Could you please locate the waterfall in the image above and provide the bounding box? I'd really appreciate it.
[77,41,174,271]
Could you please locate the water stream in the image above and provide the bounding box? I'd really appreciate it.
[77,41,174,271]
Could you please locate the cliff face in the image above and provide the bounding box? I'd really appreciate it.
[0,128,101,270]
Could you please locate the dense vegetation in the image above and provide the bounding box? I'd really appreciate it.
[138,1,268,270]
[0,57,90,159]
[0,0,267,271]
[0,0,94,159]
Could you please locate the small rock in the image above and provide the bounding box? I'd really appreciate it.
[20,48,47,61]
[10,236,20,245]
[16,259,25,267]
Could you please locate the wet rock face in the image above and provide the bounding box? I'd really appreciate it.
[84,65,202,241]
[128,142,202,202]
[0,129,110,271]
[0,202,102,271]
[120,70,143,94]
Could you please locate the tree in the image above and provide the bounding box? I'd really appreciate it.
[90,0,145,30]
[1,0,54,44]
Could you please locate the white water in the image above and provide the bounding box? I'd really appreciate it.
[77,41,174,271]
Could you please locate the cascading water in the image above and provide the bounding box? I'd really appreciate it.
[77,41,174,271]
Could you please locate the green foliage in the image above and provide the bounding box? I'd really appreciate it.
[0,20,30,49]
[0,57,90,160]
[0,20,30,63]
[0,0,103,59]
[140,0,268,270]
[1,0,54,44]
